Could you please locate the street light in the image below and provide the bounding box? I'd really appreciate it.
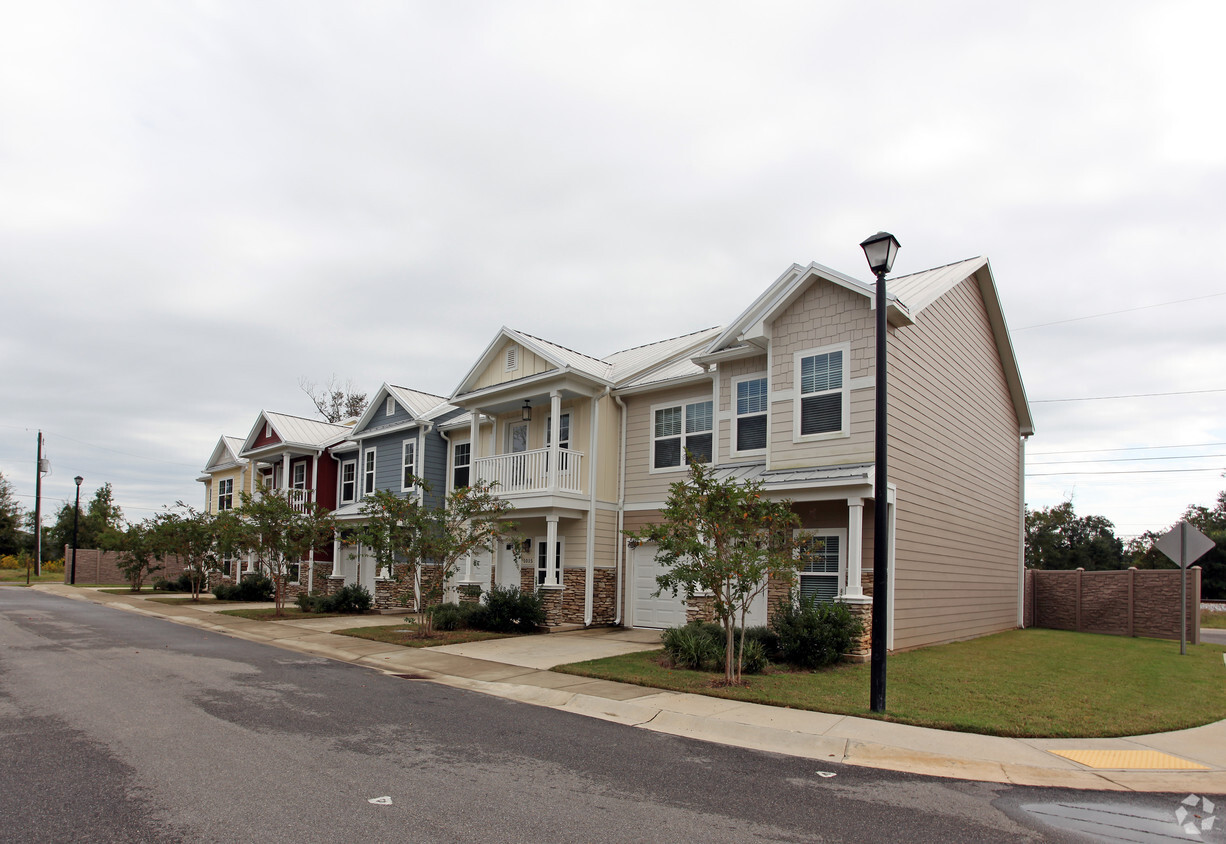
[860,231,900,714]
[70,476,83,585]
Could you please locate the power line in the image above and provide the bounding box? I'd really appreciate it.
[1026,467,1224,477]
[1032,388,1226,404]
[1015,290,1226,331]
[1029,441,1226,456]
[1029,454,1226,466]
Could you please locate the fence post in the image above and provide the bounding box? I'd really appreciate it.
[1127,567,1136,638]
[1075,568,1084,632]
[1192,566,1202,645]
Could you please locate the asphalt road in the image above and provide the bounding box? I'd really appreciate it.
[0,589,1217,843]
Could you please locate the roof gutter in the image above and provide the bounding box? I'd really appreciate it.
[613,392,627,626]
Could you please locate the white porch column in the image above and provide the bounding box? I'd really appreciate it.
[548,392,561,493]
[281,451,291,489]
[844,497,867,601]
[545,515,559,587]
[331,536,340,578]
[470,411,481,467]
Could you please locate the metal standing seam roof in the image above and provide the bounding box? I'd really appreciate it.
[618,356,709,390]
[712,462,874,487]
[886,256,987,315]
[510,329,614,382]
[387,385,451,419]
[603,326,723,384]
[260,412,352,448]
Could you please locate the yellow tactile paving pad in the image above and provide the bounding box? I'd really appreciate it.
[1049,749,1209,770]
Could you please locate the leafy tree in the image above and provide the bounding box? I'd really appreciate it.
[231,482,336,614]
[152,504,220,601]
[1025,500,1124,571]
[298,375,368,423]
[46,483,125,559]
[111,520,165,592]
[1129,489,1226,599]
[625,460,804,684]
[352,487,422,599]
[0,471,23,556]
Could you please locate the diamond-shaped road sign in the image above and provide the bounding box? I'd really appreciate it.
[1155,521,1216,569]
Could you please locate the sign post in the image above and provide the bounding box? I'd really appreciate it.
[1154,520,1216,655]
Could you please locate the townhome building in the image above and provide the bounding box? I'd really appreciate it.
[325,384,463,607]
[197,435,253,580]
[234,410,353,597]
[445,255,1031,652]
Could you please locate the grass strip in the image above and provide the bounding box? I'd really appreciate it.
[555,628,1226,738]
[217,607,381,621]
[335,624,521,648]
[1202,610,1226,629]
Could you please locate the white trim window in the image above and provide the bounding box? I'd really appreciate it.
[794,344,850,440]
[795,529,846,604]
[363,448,376,496]
[217,478,234,511]
[402,439,417,491]
[733,375,768,454]
[340,460,357,504]
[545,412,571,450]
[386,396,396,416]
[292,462,307,490]
[453,442,471,490]
[652,400,713,470]
[286,562,301,585]
[536,537,563,587]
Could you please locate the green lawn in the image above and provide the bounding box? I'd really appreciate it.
[1202,609,1226,629]
[555,628,1226,738]
[0,570,65,585]
[217,607,380,621]
[335,623,523,648]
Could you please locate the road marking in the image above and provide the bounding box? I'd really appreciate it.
[1049,749,1208,770]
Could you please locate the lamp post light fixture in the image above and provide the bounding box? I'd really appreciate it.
[522,400,532,422]
[860,231,900,714]
[70,475,84,586]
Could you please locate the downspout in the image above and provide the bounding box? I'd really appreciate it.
[584,389,608,626]
[613,392,628,626]
[308,452,319,594]
[1018,434,1029,628]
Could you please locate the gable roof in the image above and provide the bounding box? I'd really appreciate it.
[238,410,352,457]
[604,326,723,385]
[202,436,246,473]
[451,326,613,398]
[349,382,455,435]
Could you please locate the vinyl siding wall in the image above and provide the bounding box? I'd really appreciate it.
[887,275,1022,650]
[622,381,716,508]
[473,341,557,390]
[767,282,877,470]
[717,354,768,463]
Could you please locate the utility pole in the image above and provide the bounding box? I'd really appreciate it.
[33,431,46,577]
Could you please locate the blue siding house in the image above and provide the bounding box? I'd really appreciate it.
[326,383,462,606]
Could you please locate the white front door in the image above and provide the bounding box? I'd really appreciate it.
[496,544,521,590]
[357,546,378,595]
[631,542,687,629]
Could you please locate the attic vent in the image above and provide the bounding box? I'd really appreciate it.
[386,396,396,416]
[505,345,519,372]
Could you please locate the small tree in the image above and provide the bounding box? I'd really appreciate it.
[353,488,424,608]
[153,504,220,601]
[625,460,804,684]
[112,520,164,592]
[232,483,336,614]
[417,480,517,636]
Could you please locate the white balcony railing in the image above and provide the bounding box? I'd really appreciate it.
[255,487,315,513]
[474,447,584,496]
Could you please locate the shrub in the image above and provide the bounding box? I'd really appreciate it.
[213,573,274,602]
[477,585,545,632]
[297,584,372,613]
[154,572,196,592]
[771,598,862,669]
[44,558,65,573]
[427,602,468,631]
[0,555,22,570]
[662,623,720,670]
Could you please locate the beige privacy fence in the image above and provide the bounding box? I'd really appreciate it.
[1023,567,1201,644]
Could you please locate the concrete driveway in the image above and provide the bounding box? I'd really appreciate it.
[433,626,663,669]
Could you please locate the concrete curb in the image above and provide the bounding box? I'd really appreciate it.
[30,583,1226,792]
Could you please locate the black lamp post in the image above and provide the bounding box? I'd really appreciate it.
[860,231,900,714]
[70,475,83,585]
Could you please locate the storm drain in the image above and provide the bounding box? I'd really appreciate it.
[1049,749,1209,770]
[390,673,430,680]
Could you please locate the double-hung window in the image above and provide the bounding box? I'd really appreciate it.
[796,530,845,604]
[536,537,563,587]
[402,439,416,491]
[363,449,376,496]
[453,442,471,489]
[652,400,713,469]
[340,460,356,504]
[733,376,768,453]
[795,344,849,439]
[292,462,307,490]
[545,413,570,451]
[217,478,233,511]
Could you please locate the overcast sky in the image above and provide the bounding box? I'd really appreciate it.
[3,1,1224,543]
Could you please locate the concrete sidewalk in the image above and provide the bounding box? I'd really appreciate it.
[31,583,1226,793]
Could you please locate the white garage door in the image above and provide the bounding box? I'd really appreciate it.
[632,542,688,629]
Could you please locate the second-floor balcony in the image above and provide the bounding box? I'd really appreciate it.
[254,487,315,513]
[474,447,584,496]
